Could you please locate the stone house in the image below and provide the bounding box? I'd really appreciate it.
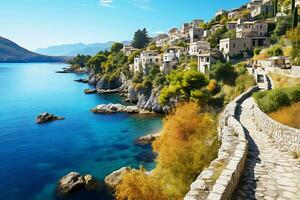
[122,45,139,56]
[236,20,268,38]
[189,27,204,43]
[219,37,252,58]
[250,0,274,18]
[226,21,238,30]
[210,24,224,33]
[133,50,161,74]
[189,41,210,56]
[191,19,204,28]
[228,9,240,19]
[160,47,185,74]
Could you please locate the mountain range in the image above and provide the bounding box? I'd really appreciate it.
[0,36,68,63]
[35,41,131,56]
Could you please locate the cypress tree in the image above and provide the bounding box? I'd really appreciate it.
[131,28,150,49]
[291,0,295,16]
[292,6,299,28]
[274,0,278,17]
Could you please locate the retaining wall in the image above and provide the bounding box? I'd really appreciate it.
[184,86,258,200]
[253,102,300,153]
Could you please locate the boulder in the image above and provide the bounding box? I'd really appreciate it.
[135,132,161,145]
[84,89,97,94]
[92,104,140,114]
[36,113,64,123]
[56,67,74,73]
[83,174,101,191]
[104,167,132,191]
[57,172,85,195]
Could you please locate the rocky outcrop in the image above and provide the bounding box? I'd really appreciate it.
[56,67,74,73]
[97,88,122,94]
[135,132,161,145]
[36,113,64,123]
[57,172,85,195]
[84,89,97,94]
[91,104,140,114]
[104,167,132,191]
[57,172,100,196]
[74,79,89,83]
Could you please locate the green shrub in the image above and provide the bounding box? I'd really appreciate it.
[253,85,300,113]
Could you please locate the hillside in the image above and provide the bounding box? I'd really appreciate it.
[0,36,68,63]
[35,41,131,56]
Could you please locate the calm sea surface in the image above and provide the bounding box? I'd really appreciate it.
[0,63,162,200]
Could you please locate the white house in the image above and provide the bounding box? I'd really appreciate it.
[236,20,268,38]
[215,9,227,17]
[197,50,221,76]
[133,50,161,74]
[189,41,210,56]
[160,47,185,74]
[189,27,204,43]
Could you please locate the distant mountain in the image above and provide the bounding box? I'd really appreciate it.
[0,36,68,63]
[35,41,131,56]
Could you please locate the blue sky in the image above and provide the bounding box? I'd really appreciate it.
[0,0,248,50]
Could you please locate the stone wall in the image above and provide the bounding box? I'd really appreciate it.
[253,102,300,153]
[184,86,259,200]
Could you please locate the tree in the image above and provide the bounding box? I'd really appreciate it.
[68,54,91,68]
[86,52,107,73]
[110,42,124,53]
[274,17,292,36]
[132,28,150,49]
[208,26,227,48]
[274,0,278,16]
[209,62,237,85]
[292,6,298,28]
[287,25,300,65]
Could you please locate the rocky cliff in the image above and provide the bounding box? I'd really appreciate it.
[87,70,174,113]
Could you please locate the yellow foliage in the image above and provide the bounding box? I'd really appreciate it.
[283,46,293,57]
[269,72,300,88]
[252,51,270,61]
[269,102,300,129]
[116,170,167,200]
[116,103,219,200]
[207,79,218,93]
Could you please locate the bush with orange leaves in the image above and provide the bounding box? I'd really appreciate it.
[116,102,219,200]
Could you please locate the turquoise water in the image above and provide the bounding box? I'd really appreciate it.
[0,63,162,200]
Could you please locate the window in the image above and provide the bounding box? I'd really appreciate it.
[206,57,210,62]
[233,43,236,48]
[226,44,228,48]
[244,43,246,48]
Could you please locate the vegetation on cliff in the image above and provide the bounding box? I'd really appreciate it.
[116,102,219,200]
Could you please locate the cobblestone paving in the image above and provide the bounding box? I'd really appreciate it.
[234,97,300,200]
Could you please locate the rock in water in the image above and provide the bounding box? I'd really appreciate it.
[104,167,132,191]
[84,174,101,191]
[57,172,85,195]
[135,132,161,145]
[84,89,97,94]
[35,113,64,123]
[92,104,140,114]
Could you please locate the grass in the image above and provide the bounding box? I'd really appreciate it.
[268,102,300,129]
[269,72,300,88]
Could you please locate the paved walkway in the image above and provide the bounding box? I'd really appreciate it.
[233,97,300,200]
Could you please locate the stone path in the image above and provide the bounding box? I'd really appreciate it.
[233,97,300,200]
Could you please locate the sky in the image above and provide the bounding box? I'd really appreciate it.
[0,0,249,50]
